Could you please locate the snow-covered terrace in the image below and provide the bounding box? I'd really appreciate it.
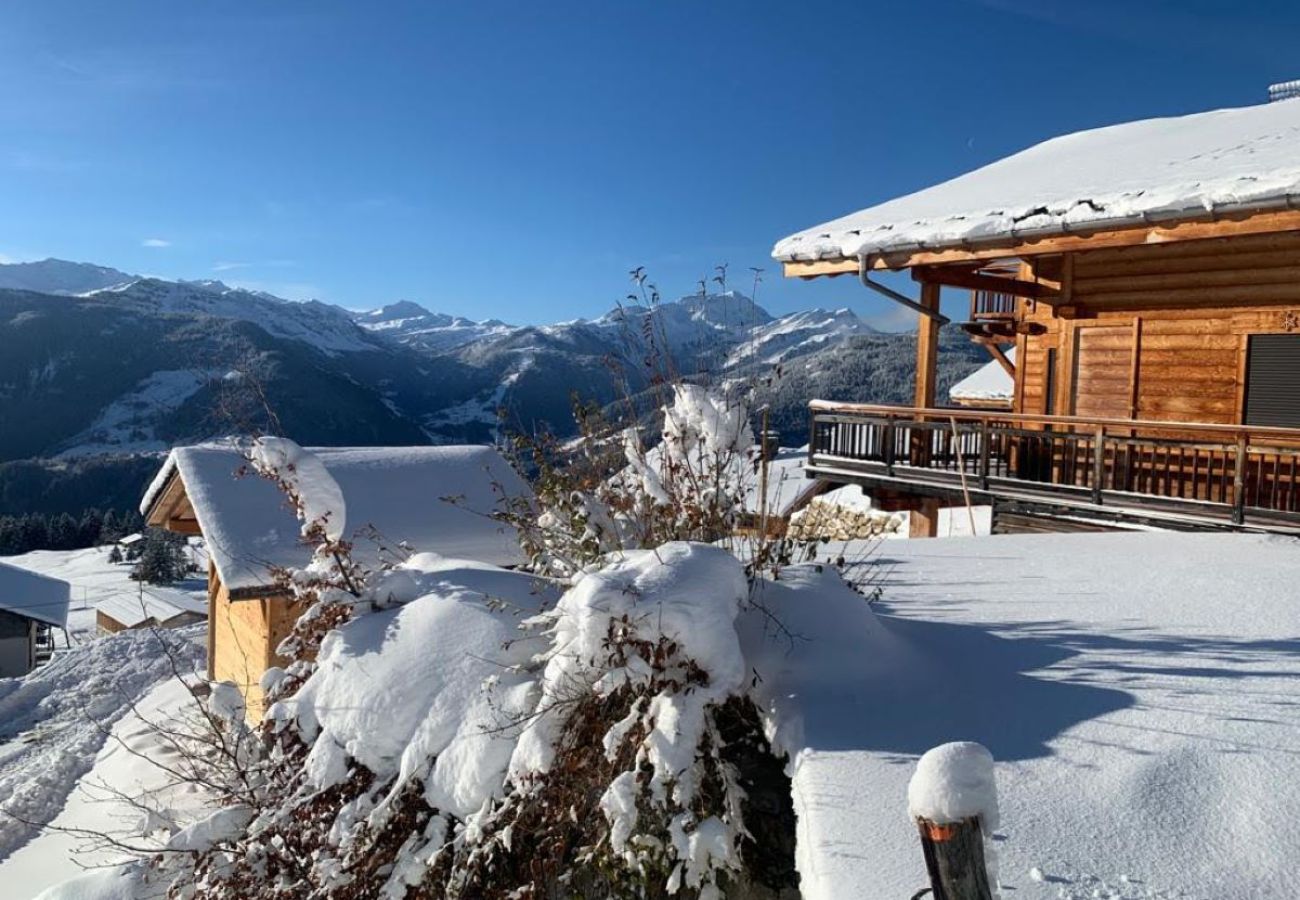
[774,97,1300,264]
[769,531,1300,898]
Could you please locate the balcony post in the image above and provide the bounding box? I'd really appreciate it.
[915,281,942,410]
[1092,425,1106,505]
[884,416,897,475]
[978,418,991,490]
[1233,434,1248,525]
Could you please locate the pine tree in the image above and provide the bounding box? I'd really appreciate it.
[130,529,189,585]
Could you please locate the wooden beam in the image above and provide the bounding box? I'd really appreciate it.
[166,517,203,535]
[916,281,942,409]
[914,266,1057,300]
[781,208,1300,279]
[983,342,1016,377]
[909,496,941,539]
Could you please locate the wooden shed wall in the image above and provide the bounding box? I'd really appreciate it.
[208,564,306,721]
[1014,232,1300,424]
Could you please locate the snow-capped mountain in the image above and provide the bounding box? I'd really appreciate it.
[352,301,516,352]
[725,307,878,368]
[0,259,984,491]
[86,278,378,355]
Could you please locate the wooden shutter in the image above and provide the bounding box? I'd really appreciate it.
[1071,325,1134,419]
[1244,334,1300,427]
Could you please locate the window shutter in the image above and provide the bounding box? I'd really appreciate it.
[1244,334,1300,428]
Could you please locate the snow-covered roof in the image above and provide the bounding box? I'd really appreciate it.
[948,346,1015,403]
[774,99,1300,263]
[142,444,532,593]
[0,561,70,629]
[95,586,207,629]
[116,533,144,546]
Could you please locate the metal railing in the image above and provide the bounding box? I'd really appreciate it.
[808,402,1300,528]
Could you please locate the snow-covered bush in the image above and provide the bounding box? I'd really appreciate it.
[443,543,795,899]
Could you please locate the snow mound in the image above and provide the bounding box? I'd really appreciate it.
[286,559,560,817]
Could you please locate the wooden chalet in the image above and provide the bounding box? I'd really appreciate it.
[776,90,1300,536]
[141,444,530,718]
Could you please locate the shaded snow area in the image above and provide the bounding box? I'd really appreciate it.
[775,96,1300,262]
[752,532,1300,899]
[0,625,205,890]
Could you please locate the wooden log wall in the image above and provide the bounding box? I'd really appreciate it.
[1014,231,1300,426]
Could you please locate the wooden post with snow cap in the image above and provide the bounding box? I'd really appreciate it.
[908,742,998,900]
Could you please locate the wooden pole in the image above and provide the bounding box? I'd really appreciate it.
[915,281,942,409]
[916,816,995,900]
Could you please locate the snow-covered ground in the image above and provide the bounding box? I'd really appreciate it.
[763,531,1300,899]
[0,625,205,896]
[1,675,213,898]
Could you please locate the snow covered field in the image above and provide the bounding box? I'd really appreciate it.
[774,531,1300,899]
[6,529,1299,899]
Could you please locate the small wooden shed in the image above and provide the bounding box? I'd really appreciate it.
[0,562,70,678]
[96,587,207,634]
[140,444,530,718]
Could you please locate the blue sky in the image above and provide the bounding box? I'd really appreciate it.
[3,1,1299,327]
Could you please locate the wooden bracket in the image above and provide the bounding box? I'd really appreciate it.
[981,342,1016,378]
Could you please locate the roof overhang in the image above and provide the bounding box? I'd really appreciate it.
[143,464,286,600]
[783,205,1300,280]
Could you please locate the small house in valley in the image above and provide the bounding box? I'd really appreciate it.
[96,587,207,634]
[0,562,69,678]
[777,88,1300,536]
[141,444,531,717]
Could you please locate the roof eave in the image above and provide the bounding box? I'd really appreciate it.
[777,196,1300,278]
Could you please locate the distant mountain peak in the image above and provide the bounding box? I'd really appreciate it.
[0,258,137,296]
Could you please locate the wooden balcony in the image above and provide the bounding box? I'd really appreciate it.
[807,402,1300,532]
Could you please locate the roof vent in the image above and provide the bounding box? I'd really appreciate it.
[1268,80,1300,102]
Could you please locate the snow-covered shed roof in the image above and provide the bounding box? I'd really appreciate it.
[142,445,532,594]
[948,346,1015,404]
[774,98,1300,263]
[0,561,70,629]
[96,586,207,629]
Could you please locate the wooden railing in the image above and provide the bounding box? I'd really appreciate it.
[808,402,1300,529]
[969,289,1017,320]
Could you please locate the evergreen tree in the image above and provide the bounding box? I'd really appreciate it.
[131,529,189,585]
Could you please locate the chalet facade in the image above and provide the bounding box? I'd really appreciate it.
[776,91,1300,536]
[0,562,69,677]
[141,444,530,717]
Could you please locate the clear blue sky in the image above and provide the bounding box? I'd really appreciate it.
[3,0,1298,327]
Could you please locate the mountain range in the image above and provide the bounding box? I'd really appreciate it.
[0,258,984,513]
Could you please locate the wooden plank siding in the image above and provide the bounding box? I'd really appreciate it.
[1014,232,1300,430]
[208,570,308,721]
